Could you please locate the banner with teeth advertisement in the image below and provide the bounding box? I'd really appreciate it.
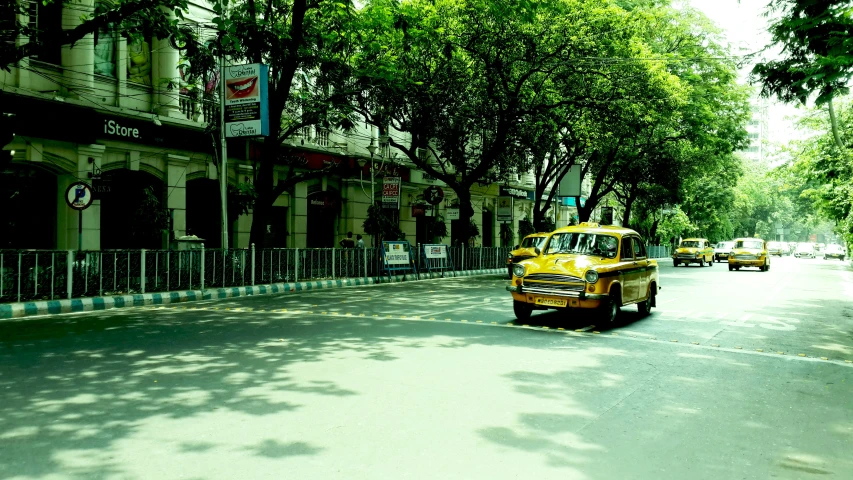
[224,63,270,137]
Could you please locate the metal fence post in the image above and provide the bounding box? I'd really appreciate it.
[66,251,73,299]
[332,249,336,279]
[251,244,256,285]
[34,253,38,298]
[364,248,368,278]
[294,248,300,283]
[200,244,205,291]
[50,252,55,299]
[17,252,22,303]
[99,252,103,296]
[166,251,170,292]
[479,248,483,270]
[126,252,130,293]
[140,250,146,294]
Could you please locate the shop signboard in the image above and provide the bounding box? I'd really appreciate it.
[497,197,513,223]
[382,177,401,209]
[224,63,270,137]
[601,206,614,225]
[558,165,582,197]
[446,208,460,220]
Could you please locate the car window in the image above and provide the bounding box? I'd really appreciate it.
[632,238,646,258]
[736,240,764,249]
[621,237,634,261]
[545,233,619,258]
[680,240,700,248]
[520,236,544,248]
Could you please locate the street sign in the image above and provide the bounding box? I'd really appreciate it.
[601,206,614,225]
[224,63,270,137]
[497,197,513,223]
[424,185,444,205]
[65,181,94,210]
[446,208,460,220]
[382,177,401,209]
[558,165,582,197]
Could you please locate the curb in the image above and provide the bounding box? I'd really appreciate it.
[0,268,505,320]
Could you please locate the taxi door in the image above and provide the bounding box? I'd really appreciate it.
[632,237,652,299]
[619,237,638,303]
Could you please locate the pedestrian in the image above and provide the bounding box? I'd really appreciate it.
[356,234,365,248]
[339,231,355,249]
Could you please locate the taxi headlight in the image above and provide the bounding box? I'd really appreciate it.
[512,264,526,278]
[507,253,513,260]
[585,270,599,283]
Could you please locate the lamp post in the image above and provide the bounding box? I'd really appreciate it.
[366,139,377,205]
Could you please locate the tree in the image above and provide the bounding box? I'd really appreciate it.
[751,1,853,149]
[352,0,666,245]
[209,0,361,247]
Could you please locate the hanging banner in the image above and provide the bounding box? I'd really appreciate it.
[382,177,401,209]
[497,197,513,223]
[224,64,270,137]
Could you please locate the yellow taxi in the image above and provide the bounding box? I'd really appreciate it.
[506,233,550,277]
[505,223,660,323]
[728,238,769,271]
[672,238,715,267]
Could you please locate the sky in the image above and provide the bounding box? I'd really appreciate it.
[688,0,806,146]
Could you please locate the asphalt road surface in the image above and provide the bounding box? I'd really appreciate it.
[1,256,852,479]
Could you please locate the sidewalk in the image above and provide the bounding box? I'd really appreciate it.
[0,268,505,320]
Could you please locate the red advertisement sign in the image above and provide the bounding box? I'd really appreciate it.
[382,177,401,209]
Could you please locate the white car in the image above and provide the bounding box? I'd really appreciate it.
[823,244,846,261]
[714,241,735,262]
[794,243,816,258]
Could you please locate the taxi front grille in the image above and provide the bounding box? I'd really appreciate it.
[524,274,583,283]
[677,254,696,258]
[734,254,757,260]
[523,284,585,296]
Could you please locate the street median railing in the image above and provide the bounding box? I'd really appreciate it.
[0,246,512,303]
[647,245,671,259]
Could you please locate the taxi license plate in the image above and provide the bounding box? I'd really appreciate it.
[535,297,567,307]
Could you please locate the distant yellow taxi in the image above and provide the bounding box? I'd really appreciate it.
[728,238,769,272]
[672,238,715,267]
[506,233,550,277]
[506,223,660,323]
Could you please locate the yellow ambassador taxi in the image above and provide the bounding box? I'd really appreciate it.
[506,223,660,323]
[728,238,770,272]
[672,238,715,267]
[506,233,550,277]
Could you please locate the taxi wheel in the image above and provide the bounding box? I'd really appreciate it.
[638,288,654,316]
[600,289,621,323]
[699,259,705,267]
[513,301,532,322]
[728,264,734,271]
[708,256,713,267]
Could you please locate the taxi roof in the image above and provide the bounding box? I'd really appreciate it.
[552,222,639,237]
[524,233,550,237]
[682,238,708,241]
[733,237,766,242]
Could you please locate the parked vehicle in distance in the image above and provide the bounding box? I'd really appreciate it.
[506,222,659,324]
[507,233,550,277]
[728,238,770,271]
[714,241,735,262]
[672,238,715,267]
[767,241,787,256]
[823,244,846,261]
[794,243,816,259]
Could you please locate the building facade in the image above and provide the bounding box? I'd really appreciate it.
[1,0,578,251]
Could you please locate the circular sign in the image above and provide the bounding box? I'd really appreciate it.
[65,181,94,211]
[424,185,444,205]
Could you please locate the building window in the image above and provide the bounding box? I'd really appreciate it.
[28,0,62,65]
[127,34,152,85]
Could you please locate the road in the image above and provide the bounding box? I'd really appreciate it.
[1,256,852,479]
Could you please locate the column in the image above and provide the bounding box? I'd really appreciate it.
[293,182,308,248]
[166,154,189,242]
[153,8,181,118]
[61,0,95,98]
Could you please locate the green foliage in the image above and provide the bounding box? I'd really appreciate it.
[132,187,170,246]
[227,182,257,219]
[656,207,694,245]
[363,205,404,244]
[499,222,514,247]
[518,217,535,240]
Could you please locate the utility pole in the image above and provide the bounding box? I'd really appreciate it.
[218,0,229,249]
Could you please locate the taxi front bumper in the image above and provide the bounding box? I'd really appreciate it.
[729,259,765,266]
[505,284,608,301]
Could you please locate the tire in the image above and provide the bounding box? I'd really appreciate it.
[673,261,679,267]
[513,301,532,322]
[708,256,713,267]
[638,286,654,316]
[699,259,705,267]
[728,265,734,271]
[599,288,621,323]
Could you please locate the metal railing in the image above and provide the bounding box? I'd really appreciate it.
[647,245,671,259]
[0,246,511,303]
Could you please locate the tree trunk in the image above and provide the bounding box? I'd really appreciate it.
[456,188,475,245]
[622,188,638,228]
[828,98,845,151]
[577,199,595,223]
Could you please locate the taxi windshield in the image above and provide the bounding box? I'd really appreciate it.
[520,236,545,248]
[545,233,618,258]
[680,241,700,248]
[736,240,763,249]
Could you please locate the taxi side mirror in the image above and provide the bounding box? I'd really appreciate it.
[534,247,541,256]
